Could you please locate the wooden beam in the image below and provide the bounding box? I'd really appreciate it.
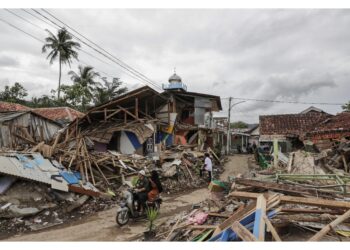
[308,209,350,241]
[212,202,256,237]
[234,178,334,198]
[263,215,281,241]
[104,108,107,122]
[190,225,217,229]
[253,194,267,241]
[231,221,257,242]
[86,114,91,124]
[342,154,348,173]
[229,191,350,209]
[105,109,122,120]
[117,105,142,122]
[135,98,139,119]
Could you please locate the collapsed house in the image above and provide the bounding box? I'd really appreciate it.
[0,111,63,148]
[259,107,332,152]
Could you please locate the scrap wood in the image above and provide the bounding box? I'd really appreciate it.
[263,215,281,241]
[212,203,255,237]
[208,212,230,218]
[280,208,345,215]
[235,178,336,198]
[166,219,180,241]
[253,194,267,241]
[231,221,257,242]
[190,225,217,229]
[229,191,350,209]
[308,209,350,241]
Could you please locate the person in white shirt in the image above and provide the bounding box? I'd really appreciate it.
[200,152,212,182]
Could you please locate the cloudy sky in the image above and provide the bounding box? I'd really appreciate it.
[0,9,349,123]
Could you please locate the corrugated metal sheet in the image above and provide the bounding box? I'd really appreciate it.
[0,153,69,191]
[194,97,212,108]
[194,107,205,125]
[0,111,62,148]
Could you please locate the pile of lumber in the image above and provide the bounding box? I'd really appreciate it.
[156,176,350,242]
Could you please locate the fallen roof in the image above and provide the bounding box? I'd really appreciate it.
[260,112,332,137]
[33,107,84,124]
[308,111,350,134]
[167,91,222,111]
[0,152,69,192]
[0,101,30,112]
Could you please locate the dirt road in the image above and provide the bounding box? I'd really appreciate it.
[6,189,209,241]
[220,155,251,182]
[6,154,251,241]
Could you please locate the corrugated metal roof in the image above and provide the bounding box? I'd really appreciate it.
[0,153,69,191]
[0,111,29,123]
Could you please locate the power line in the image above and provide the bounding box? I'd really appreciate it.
[221,97,343,106]
[41,8,162,90]
[31,9,163,91]
[0,14,113,80]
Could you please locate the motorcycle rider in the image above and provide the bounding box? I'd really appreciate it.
[134,170,150,215]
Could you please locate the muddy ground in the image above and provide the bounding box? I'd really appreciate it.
[4,154,252,241]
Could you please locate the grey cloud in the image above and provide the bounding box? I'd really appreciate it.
[0,9,349,123]
[0,54,19,67]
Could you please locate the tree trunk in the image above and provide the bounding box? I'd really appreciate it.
[58,55,62,99]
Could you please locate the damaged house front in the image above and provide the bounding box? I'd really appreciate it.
[63,72,222,156]
[259,107,332,152]
[0,111,63,149]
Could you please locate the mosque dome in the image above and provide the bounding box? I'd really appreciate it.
[168,73,182,83]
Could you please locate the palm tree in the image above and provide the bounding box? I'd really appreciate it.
[42,28,80,99]
[68,65,100,111]
[93,77,128,105]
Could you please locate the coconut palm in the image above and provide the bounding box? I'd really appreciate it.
[42,28,80,99]
[68,65,100,111]
[93,77,128,105]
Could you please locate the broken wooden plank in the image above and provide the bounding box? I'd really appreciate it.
[166,219,180,241]
[235,178,335,198]
[308,209,350,241]
[208,212,230,218]
[190,225,217,229]
[263,215,281,241]
[253,194,267,241]
[229,191,350,209]
[212,202,256,237]
[231,221,257,242]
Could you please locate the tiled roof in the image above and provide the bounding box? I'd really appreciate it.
[260,112,332,137]
[32,107,84,124]
[311,111,350,133]
[0,101,30,111]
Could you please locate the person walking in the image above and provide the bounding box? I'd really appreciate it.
[200,152,213,183]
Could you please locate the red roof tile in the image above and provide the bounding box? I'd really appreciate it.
[311,112,350,133]
[32,107,84,124]
[260,112,332,137]
[0,101,30,111]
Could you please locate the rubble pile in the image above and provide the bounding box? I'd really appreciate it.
[0,179,115,239]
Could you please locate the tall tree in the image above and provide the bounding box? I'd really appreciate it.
[342,101,350,112]
[67,65,100,111]
[93,77,128,105]
[42,28,80,99]
[0,82,28,103]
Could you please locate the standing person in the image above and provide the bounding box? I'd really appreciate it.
[200,153,213,183]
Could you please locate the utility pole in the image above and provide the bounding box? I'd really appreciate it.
[226,97,232,154]
[226,98,246,155]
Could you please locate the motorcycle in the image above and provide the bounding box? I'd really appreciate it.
[116,188,162,226]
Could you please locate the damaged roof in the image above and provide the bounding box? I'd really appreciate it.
[308,111,350,134]
[0,101,30,112]
[33,107,84,124]
[260,112,332,137]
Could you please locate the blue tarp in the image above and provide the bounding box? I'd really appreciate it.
[60,171,79,184]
